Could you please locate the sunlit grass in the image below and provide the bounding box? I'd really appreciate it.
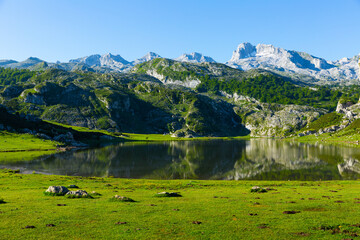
[1,169,360,239]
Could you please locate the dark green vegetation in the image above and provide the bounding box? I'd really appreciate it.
[2,169,360,239]
[0,67,35,85]
[197,76,340,110]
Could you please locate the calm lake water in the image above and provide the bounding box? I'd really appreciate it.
[2,139,360,180]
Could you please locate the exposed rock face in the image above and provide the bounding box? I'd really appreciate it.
[132,52,161,65]
[336,100,355,113]
[175,52,216,63]
[227,43,360,84]
[230,96,326,137]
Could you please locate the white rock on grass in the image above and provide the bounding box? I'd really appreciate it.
[46,186,69,194]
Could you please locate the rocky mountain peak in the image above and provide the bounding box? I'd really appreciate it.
[230,42,256,61]
[175,52,216,63]
[132,52,161,65]
[100,53,129,65]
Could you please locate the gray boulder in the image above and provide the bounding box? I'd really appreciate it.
[45,186,69,195]
[66,190,89,197]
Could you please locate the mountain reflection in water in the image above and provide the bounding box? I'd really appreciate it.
[2,139,360,180]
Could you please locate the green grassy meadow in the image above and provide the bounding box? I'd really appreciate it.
[1,169,360,239]
[0,131,58,152]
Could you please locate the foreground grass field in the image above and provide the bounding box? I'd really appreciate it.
[1,169,360,239]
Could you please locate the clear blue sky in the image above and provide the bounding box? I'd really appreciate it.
[0,0,359,63]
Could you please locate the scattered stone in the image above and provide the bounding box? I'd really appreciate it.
[45,186,69,196]
[57,204,66,206]
[283,211,300,214]
[192,221,202,224]
[68,185,79,188]
[115,222,127,225]
[24,225,36,229]
[111,195,135,202]
[46,224,55,227]
[257,224,269,229]
[155,192,182,197]
[248,213,258,216]
[293,232,310,236]
[251,186,267,193]
[66,190,91,198]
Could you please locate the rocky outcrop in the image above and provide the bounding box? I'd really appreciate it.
[234,100,326,137]
[336,100,355,114]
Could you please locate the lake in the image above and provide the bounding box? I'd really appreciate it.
[1,139,360,180]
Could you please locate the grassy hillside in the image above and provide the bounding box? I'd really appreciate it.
[301,112,343,132]
[132,59,342,111]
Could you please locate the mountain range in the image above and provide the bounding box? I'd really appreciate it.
[0,43,359,85]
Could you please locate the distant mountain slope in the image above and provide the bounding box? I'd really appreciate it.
[131,58,275,89]
[226,42,360,84]
[0,43,358,85]
[0,68,250,137]
[175,52,216,63]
